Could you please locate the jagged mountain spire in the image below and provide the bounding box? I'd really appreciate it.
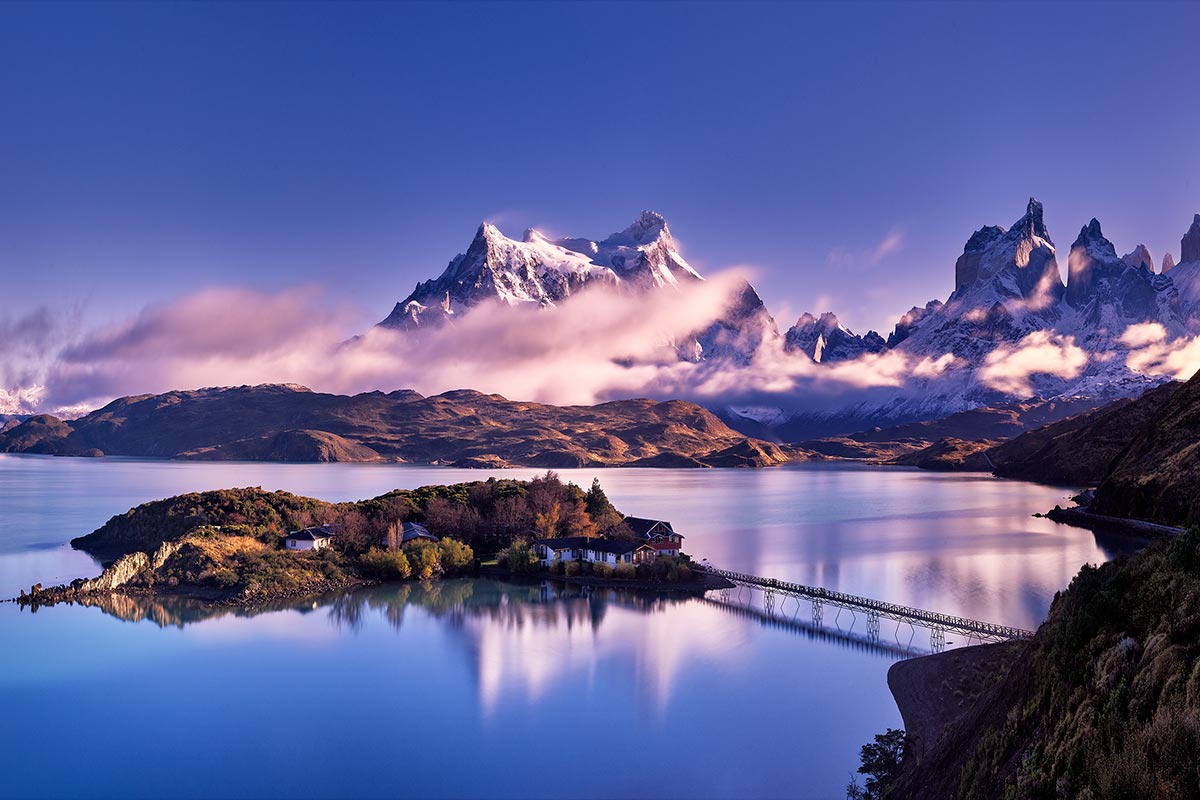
[1182,213,1200,264]
[1122,244,1154,273]
[949,197,1062,307]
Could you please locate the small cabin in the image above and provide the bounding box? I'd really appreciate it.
[399,522,440,548]
[621,516,685,556]
[284,524,335,551]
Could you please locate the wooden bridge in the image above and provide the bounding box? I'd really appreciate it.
[697,566,1035,652]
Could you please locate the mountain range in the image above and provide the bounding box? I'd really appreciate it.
[0,384,797,468]
[372,204,1200,439]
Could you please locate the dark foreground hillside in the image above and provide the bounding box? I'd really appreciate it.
[888,529,1200,798]
[1092,368,1200,527]
[0,384,797,468]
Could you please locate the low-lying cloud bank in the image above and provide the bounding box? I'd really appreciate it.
[4,277,1200,419]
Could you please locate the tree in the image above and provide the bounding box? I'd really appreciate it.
[407,541,441,580]
[533,501,563,538]
[425,496,482,543]
[335,509,376,553]
[359,548,411,580]
[852,728,905,799]
[585,478,623,531]
[499,541,537,574]
[438,538,474,573]
[560,497,597,538]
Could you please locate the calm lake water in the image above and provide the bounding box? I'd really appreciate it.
[0,455,1134,799]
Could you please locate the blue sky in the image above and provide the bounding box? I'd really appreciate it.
[2,1,1198,337]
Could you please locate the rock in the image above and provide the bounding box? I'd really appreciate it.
[1163,252,1177,273]
[1182,213,1200,264]
[1122,244,1155,273]
[954,226,1005,289]
[784,311,886,363]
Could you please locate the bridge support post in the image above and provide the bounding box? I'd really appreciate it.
[812,598,823,628]
[866,611,880,642]
[763,589,775,616]
[931,627,945,653]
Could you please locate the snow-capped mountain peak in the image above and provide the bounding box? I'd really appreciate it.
[377,212,772,364]
[784,311,885,363]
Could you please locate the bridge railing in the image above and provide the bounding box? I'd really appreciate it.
[699,566,1035,641]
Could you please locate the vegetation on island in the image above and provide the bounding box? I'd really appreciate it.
[21,472,690,607]
[865,526,1200,799]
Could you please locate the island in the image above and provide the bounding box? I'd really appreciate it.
[14,472,725,610]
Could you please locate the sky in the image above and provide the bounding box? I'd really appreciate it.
[2,1,1199,410]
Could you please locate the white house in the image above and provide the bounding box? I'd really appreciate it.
[284,524,335,551]
[533,536,656,567]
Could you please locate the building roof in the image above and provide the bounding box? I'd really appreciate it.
[401,521,439,543]
[535,536,654,555]
[286,524,335,541]
[622,516,682,539]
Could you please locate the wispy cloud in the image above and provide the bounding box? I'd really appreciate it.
[1120,323,1200,380]
[826,226,906,269]
[4,272,966,416]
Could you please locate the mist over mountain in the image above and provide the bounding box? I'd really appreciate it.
[371,203,1200,439]
[4,204,1200,434]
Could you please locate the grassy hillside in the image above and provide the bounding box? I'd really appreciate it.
[0,384,796,468]
[1093,370,1200,527]
[888,528,1200,798]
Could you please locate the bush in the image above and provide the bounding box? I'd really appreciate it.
[406,541,442,580]
[564,560,581,577]
[438,538,475,573]
[549,559,565,575]
[592,562,614,578]
[615,562,636,580]
[499,541,538,574]
[359,548,411,580]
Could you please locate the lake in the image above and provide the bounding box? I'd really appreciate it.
[0,455,1133,799]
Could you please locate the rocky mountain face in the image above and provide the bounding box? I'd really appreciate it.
[752,200,1200,439]
[377,211,779,364]
[0,384,800,468]
[372,204,1200,441]
[783,312,885,362]
[379,211,697,330]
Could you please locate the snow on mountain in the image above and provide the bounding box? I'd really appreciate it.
[1170,215,1200,320]
[378,211,778,363]
[775,200,1200,437]
[374,201,1200,440]
[784,312,885,362]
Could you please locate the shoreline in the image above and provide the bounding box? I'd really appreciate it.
[12,564,733,611]
[1044,505,1184,539]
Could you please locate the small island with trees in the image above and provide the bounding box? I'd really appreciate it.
[14,472,723,610]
